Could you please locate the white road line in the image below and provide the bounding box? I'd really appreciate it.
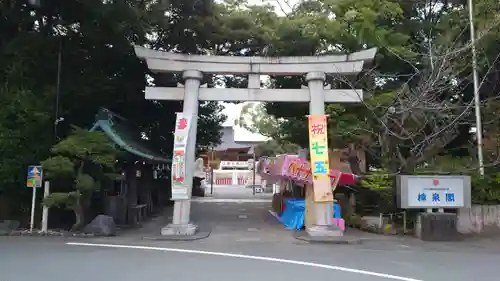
[66,242,423,281]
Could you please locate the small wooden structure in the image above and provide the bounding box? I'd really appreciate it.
[261,149,360,229]
[90,108,171,226]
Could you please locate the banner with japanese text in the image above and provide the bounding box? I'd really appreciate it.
[171,113,192,200]
[308,115,334,202]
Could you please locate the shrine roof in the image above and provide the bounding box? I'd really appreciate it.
[89,108,170,163]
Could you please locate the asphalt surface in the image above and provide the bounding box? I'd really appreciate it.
[2,187,500,281]
[1,235,499,281]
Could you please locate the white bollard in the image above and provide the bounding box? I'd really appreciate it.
[41,181,50,233]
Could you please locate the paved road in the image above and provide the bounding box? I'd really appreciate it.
[1,235,499,281]
[2,199,499,281]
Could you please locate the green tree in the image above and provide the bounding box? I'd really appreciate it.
[263,0,414,151]
[0,0,227,212]
[260,0,500,176]
[0,86,52,207]
[254,140,301,158]
[41,129,118,231]
[238,102,281,138]
[197,101,227,151]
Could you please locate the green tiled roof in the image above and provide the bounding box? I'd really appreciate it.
[90,108,170,163]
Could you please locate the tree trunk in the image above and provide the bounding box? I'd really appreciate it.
[390,150,400,212]
[346,144,362,175]
[71,204,85,232]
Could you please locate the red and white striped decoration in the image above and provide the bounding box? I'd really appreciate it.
[215,178,232,185]
[237,178,247,185]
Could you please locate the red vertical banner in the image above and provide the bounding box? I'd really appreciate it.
[171,113,192,200]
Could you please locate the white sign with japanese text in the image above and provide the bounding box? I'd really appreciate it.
[397,175,471,209]
[220,161,249,168]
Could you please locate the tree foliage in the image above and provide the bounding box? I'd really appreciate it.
[238,102,281,138]
[243,0,500,176]
[226,0,500,204]
[254,140,301,158]
[0,0,227,208]
[4,0,500,211]
[41,129,118,231]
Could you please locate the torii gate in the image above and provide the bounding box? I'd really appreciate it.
[134,46,376,236]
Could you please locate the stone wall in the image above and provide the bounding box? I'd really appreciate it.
[457,205,500,234]
[208,170,263,186]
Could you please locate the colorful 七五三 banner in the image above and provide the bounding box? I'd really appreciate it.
[308,115,334,202]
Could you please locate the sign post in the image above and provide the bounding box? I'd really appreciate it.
[27,165,43,232]
[397,175,471,240]
[397,175,471,209]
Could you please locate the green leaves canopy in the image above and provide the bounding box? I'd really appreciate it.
[0,0,227,199]
[4,0,500,209]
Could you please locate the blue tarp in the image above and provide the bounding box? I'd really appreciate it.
[334,203,341,219]
[279,199,342,230]
[280,199,305,230]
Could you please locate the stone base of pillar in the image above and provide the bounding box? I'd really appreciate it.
[161,223,199,236]
[307,224,344,237]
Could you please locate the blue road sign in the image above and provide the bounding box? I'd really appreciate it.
[27,165,43,188]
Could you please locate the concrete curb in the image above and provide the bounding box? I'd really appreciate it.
[142,226,212,241]
[293,231,363,244]
[0,229,115,238]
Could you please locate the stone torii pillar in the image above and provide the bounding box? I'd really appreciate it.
[134,45,376,236]
[165,70,203,235]
[305,71,337,235]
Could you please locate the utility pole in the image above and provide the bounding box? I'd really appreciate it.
[54,39,62,143]
[252,145,256,195]
[468,0,485,176]
[30,0,63,143]
[210,147,214,195]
